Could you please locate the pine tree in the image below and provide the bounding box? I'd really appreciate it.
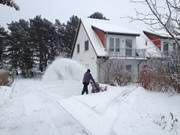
[89,12,108,20]
[0,0,19,10]
[7,19,33,77]
[63,15,80,57]
[54,19,67,56]
[0,15,81,77]
[30,16,59,72]
[0,26,8,69]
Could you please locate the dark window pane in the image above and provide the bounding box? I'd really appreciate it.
[163,42,169,55]
[126,39,132,48]
[126,65,132,72]
[77,44,80,53]
[85,40,89,51]
[109,38,114,52]
[115,38,120,52]
[126,39,132,56]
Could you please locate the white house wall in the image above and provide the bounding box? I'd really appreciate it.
[72,23,98,80]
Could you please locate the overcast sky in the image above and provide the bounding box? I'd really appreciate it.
[0,0,146,30]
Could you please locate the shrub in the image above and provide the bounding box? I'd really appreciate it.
[140,58,180,93]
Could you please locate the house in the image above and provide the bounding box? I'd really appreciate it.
[143,30,180,57]
[137,30,180,75]
[71,18,147,83]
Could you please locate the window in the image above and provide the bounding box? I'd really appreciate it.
[173,43,176,51]
[85,40,89,51]
[115,38,120,52]
[77,44,80,53]
[109,37,120,52]
[126,39,133,56]
[163,42,169,55]
[109,38,114,52]
[178,44,180,52]
[126,65,132,72]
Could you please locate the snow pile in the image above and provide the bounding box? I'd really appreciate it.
[43,58,86,82]
[0,80,88,135]
[0,86,13,106]
[61,85,180,135]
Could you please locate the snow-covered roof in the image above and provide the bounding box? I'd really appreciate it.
[81,18,140,57]
[81,18,108,56]
[136,33,162,58]
[143,29,180,39]
[88,19,140,36]
[76,18,164,58]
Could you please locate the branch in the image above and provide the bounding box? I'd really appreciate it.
[145,0,180,47]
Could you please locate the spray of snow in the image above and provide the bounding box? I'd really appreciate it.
[43,58,86,82]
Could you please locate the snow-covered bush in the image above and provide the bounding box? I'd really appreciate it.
[100,59,132,85]
[140,58,180,93]
[113,71,131,86]
[153,112,178,133]
[42,58,86,82]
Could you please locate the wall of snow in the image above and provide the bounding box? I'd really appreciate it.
[42,58,86,82]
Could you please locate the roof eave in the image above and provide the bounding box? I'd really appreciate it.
[92,26,140,36]
[106,32,140,37]
[143,30,180,40]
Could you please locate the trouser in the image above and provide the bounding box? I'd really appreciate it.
[82,82,89,95]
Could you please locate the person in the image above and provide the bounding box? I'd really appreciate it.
[82,69,95,95]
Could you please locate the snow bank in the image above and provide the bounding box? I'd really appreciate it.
[0,86,13,106]
[0,80,88,135]
[61,85,180,135]
[43,58,86,82]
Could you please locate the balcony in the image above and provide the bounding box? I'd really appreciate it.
[108,48,146,59]
[162,50,180,57]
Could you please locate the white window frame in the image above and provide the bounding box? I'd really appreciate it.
[109,37,121,52]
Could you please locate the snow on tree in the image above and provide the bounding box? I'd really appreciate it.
[89,12,108,20]
[0,0,19,10]
[129,0,180,93]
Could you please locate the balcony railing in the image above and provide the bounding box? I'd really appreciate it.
[108,48,146,58]
[162,50,180,57]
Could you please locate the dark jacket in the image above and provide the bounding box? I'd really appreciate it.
[83,71,95,84]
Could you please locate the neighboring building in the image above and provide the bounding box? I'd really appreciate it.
[71,18,146,83]
[143,31,180,57]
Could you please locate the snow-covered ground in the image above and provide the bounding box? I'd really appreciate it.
[61,85,180,135]
[0,58,179,135]
[0,79,89,135]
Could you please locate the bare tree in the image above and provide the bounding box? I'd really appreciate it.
[128,0,180,92]
[130,0,180,47]
[0,0,19,10]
